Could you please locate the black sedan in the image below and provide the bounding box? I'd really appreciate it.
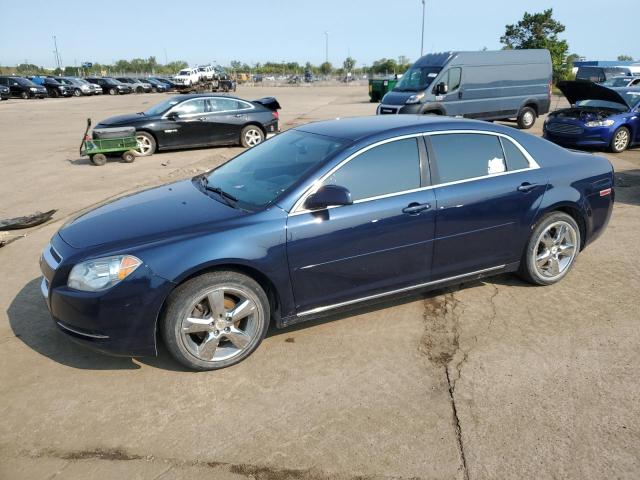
[94,94,281,155]
[86,77,132,95]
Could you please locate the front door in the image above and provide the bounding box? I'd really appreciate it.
[161,98,213,148]
[427,132,548,279]
[286,136,436,313]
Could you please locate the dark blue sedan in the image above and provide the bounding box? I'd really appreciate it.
[544,81,640,153]
[40,116,614,370]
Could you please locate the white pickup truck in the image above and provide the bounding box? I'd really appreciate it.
[172,68,202,87]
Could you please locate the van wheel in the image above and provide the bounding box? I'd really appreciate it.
[161,271,270,371]
[517,107,536,129]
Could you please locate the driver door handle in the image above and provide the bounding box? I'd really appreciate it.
[517,182,540,193]
[402,202,431,215]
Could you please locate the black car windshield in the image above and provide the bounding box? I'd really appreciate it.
[15,77,37,87]
[204,130,349,210]
[393,66,442,92]
[144,97,183,116]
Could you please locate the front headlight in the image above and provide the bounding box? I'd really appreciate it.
[405,92,425,104]
[585,119,615,127]
[68,255,142,292]
[30,87,37,91]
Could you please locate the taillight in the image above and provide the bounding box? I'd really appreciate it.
[272,110,279,120]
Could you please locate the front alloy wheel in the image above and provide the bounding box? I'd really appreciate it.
[162,272,270,370]
[610,127,630,153]
[135,132,156,156]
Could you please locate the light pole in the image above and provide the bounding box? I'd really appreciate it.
[420,0,426,57]
[324,31,329,64]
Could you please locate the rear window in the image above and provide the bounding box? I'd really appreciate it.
[430,133,506,184]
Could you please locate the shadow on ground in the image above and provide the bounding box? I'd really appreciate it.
[8,273,523,372]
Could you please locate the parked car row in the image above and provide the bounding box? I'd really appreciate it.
[0,75,178,99]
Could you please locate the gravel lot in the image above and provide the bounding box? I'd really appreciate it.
[0,86,639,480]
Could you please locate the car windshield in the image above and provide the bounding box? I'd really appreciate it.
[393,66,442,92]
[204,130,349,210]
[143,97,183,116]
[576,99,628,111]
[602,77,631,87]
[621,90,640,108]
[15,77,37,87]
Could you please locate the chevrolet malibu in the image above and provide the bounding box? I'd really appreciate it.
[40,116,614,370]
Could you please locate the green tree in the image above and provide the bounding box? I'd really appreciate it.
[319,61,333,75]
[342,56,356,72]
[16,63,44,75]
[618,54,633,61]
[500,8,569,82]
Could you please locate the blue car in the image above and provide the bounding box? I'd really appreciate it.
[40,116,614,370]
[544,81,640,153]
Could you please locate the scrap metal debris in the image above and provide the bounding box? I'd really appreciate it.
[0,210,56,231]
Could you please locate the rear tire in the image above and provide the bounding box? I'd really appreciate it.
[90,154,107,166]
[518,212,580,286]
[121,150,136,163]
[161,271,270,371]
[609,126,630,153]
[240,125,264,148]
[517,106,536,129]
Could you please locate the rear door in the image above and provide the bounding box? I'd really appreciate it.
[205,97,250,143]
[427,132,547,279]
[286,136,436,313]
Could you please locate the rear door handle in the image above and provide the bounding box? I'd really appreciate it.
[518,182,539,193]
[458,90,463,99]
[198,117,207,121]
[402,202,431,214]
[235,113,245,118]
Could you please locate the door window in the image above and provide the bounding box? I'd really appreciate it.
[430,133,506,184]
[173,99,207,115]
[500,137,530,171]
[322,138,421,201]
[446,68,461,92]
[209,97,239,112]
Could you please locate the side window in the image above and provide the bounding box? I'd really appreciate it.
[174,99,206,115]
[209,97,239,112]
[430,133,506,184]
[323,138,421,201]
[447,68,461,92]
[500,137,530,171]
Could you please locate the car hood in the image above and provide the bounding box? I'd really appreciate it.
[557,81,629,107]
[381,90,416,105]
[58,179,243,248]
[96,113,146,127]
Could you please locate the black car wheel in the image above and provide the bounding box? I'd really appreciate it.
[20,91,29,99]
[610,127,630,153]
[161,271,270,371]
[518,212,580,286]
[517,106,536,129]
[240,125,264,148]
[135,131,156,156]
[109,88,117,95]
[50,89,59,98]
[136,87,143,94]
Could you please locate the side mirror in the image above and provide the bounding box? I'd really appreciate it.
[304,185,352,210]
[435,82,448,95]
[167,111,181,121]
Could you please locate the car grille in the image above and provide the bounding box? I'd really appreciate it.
[545,122,584,136]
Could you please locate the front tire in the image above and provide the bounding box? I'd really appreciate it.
[20,91,29,99]
[609,126,630,153]
[135,131,156,156]
[517,106,536,129]
[518,212,580,286]
[240,125,264,148]
[161,271,270,371]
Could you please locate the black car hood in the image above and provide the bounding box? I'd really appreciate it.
[96,113,146,127]
[381,90,415,106]
[557,81,629,107]
[58,180,243,248]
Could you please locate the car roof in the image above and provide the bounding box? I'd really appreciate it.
[175,93,245,101]
[292,115,517,141]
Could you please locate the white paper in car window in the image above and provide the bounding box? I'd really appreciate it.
[427,73,438,77]
[487,157,506,174]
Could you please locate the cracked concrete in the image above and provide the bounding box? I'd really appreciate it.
[1,87,640,479]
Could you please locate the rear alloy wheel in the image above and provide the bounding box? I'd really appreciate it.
[610,127,630,153]
[161,271,270,371]
[518,212,580,285]
[135,132,156,156]
[240,125,264,148]
[517,106,536,129]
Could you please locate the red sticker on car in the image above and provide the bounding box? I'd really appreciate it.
[599,188,612,196]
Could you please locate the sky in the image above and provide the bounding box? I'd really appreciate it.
[0,0,637,68]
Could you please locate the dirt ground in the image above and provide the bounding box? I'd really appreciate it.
[0,86,639,480]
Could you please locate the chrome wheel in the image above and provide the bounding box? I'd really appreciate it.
[613,129,629,152]
[522,110,534,127]
[244,128,263,147]
[534,221,577,279]
[136,134,153,156]
[179,287,261,363]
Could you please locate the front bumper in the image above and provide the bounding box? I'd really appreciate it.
[376,103,421,115]
[40,235,175,357]
[543,123,613,148]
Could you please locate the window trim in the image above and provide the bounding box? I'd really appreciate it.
[290,130,539,216]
